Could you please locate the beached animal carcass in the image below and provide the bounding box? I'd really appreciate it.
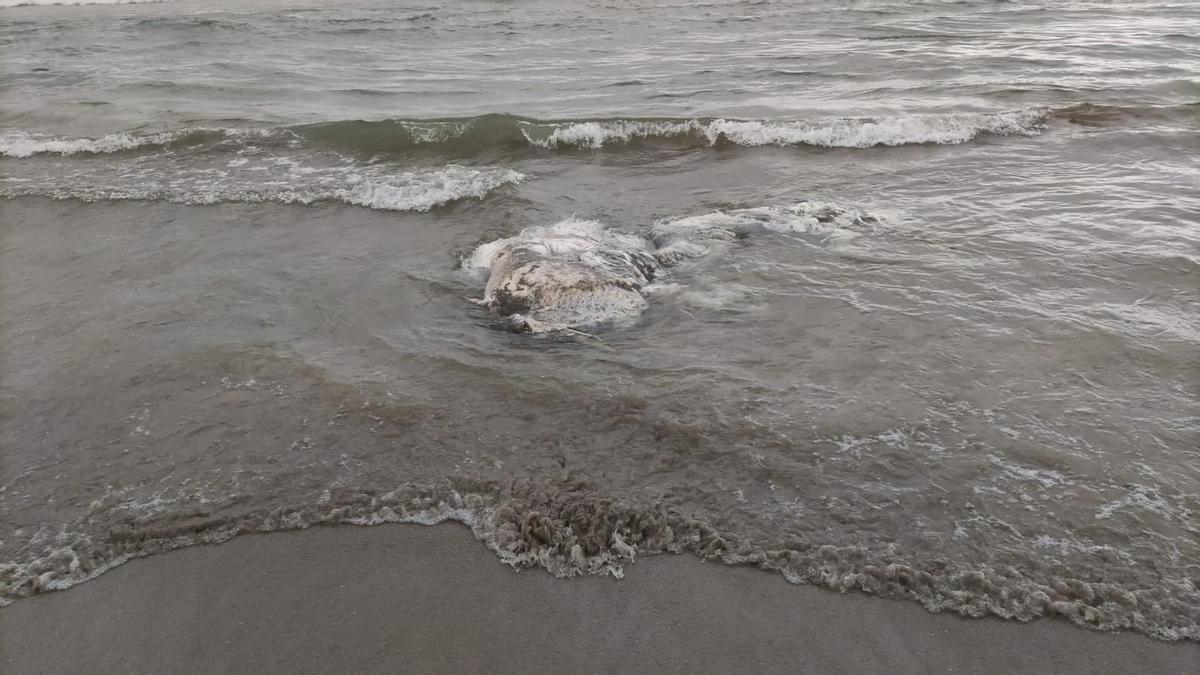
[478,235,661,332]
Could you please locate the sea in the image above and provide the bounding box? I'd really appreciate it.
[1,0,1198,642]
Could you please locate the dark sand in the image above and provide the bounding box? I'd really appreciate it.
[2,524,1195,674]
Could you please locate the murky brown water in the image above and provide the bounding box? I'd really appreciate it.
[2,0,1198,640]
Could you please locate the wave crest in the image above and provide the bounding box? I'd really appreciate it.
[0,130,200,158]
[336,166,524,211]
[2,162,524,212]
[0,0,167,8]
[524,110,1046,149]
[1,110,1050,161]
[6,103,1192,160]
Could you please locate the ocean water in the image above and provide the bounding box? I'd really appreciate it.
[1,0,1198,641]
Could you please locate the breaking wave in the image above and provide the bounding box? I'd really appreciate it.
[0,0,168,7]
[0,128,253,158]
[525,111,1046,149]
[1,160,524,212]
[6,104,1190,163]
[4,476,1197,641]
[0,127,236,157]
[302,109,1053,151]
[1,110,1047,161]
[0,131,174,158]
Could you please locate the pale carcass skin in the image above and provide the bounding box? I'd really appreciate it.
[473,203,880,332]
[480,235,659,332]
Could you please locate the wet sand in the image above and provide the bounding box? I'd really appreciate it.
[1,524,1195,674]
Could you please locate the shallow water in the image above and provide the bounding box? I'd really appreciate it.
[2,0,1198,640]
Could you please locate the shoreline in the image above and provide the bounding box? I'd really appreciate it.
[2,523,1194,674]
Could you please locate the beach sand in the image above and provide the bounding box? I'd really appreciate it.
[2,523,1195,674]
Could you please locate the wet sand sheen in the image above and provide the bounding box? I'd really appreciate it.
[1,524,1194,674]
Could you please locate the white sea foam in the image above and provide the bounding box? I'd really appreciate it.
[0,0,166,7]
[5,474,1200,641]
[650,201,892,261]
[525,120,701,149]
[1096,485,1176,521]
[335,166,524,212]
[464,217,651,271]
[0,130,185,157]
[0,126,296,159]
[1032,535,1134,565]
[1,110,1043,160]
[2,159,524,212]
[525,110,1044,149]
[401,120,478,145]
[469,200,891,276]
[989,455,1068,489]
[702,110,1043,147]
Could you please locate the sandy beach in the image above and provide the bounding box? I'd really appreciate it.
[2,524,1195,674]
[4,2,1199,672]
